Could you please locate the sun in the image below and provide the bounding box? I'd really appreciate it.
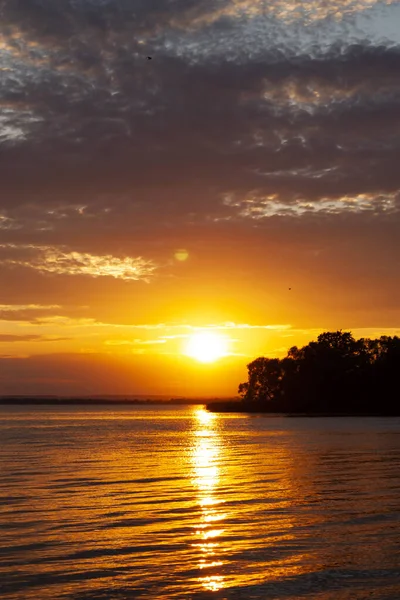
[185,331,229,363]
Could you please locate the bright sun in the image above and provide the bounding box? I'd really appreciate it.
[185,331,229,363]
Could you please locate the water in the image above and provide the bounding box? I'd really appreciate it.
[0,405,399,599]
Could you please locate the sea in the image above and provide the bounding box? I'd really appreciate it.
[0,405,399,599]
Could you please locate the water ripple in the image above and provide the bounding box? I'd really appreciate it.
[0,406,399,599]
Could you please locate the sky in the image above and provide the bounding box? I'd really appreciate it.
[1,0,400,397]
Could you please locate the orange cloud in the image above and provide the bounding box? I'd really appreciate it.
[0,245,157,281]
[175,0,395,29]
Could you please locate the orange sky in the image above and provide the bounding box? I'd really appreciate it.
[1,0,400,395]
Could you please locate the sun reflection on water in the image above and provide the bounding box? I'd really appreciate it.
[191,408,226,592]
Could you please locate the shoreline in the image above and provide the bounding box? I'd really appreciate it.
[0,397,205,406]
[205,401,400,417]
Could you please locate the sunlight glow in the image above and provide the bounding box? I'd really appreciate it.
[191,407,226,592]
[185,331,229,363]
[195,408,216,424]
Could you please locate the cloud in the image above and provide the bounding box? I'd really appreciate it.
[0,305,92,325]
[221,191,398,219]
[0,244,157,281]
[217,323,292,330]
[105,339,167,346]
[0,303,61,311]
[1,1,400,211]
[0,334,69,343]
[169,0,396,30]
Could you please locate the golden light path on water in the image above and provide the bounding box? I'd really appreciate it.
[1,406,400,599]
[192,408,226,592]
[188,407,318,593]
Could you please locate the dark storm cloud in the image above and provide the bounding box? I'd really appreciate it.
[0,0,400,267]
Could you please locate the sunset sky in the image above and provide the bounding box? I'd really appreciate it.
[1,0,400,396]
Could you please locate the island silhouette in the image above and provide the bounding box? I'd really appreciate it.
[207,330,400,416]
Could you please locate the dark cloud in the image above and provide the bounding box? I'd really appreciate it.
[0,0,399,298]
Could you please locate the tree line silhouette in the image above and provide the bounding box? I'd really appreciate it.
[237,331,400,414]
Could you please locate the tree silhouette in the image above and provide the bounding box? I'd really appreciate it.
[237,331,400,414]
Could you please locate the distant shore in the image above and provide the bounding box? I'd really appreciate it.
[0,397,211,406]
[1,397,397,416]
[205,401,400,417]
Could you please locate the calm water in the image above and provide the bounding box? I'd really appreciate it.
[0,406,399,599]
